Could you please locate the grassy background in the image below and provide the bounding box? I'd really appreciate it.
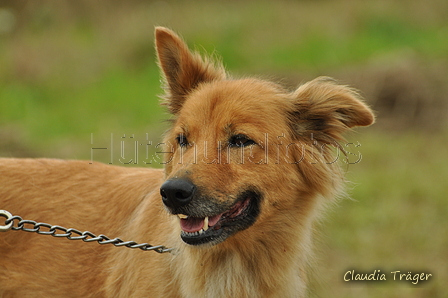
[0,0,447,297]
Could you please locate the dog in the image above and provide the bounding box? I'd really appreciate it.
[0,27,374,297]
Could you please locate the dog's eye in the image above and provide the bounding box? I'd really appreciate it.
[176,134,189,147]
[229,134,256,147]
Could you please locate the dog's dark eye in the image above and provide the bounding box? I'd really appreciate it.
[229,134,256,147]
[176,134,189,147]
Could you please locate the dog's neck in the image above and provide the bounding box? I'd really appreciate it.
[172,222,312,298]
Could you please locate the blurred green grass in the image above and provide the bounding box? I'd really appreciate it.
[0,0,447,297]
[309,130,448,297]
[1,0,447,158]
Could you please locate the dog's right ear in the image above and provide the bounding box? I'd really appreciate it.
[155,27,226,115]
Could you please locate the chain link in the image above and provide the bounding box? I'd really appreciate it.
[0,210,172,253]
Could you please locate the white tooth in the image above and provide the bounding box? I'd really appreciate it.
[203,217,209,231]
[178,214,189,219]
[199,229,204,234]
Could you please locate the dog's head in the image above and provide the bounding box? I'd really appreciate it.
[155,27,374,247]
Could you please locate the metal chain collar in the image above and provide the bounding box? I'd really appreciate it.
[0,210,172,253]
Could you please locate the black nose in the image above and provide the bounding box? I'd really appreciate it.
[160,178,196,209]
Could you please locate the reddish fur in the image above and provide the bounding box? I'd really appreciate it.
[0,27,374,297]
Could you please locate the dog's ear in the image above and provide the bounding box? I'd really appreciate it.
[155,27,226,114]
[289,77,375,142]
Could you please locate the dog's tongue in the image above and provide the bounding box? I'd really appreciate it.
[180,214,222,233]
[180,217,203,233]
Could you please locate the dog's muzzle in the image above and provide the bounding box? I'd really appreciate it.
[160,178,261,246]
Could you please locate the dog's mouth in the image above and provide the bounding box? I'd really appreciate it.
[176,191,260,246]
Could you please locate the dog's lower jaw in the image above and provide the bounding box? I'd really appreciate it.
[174,190,261,246]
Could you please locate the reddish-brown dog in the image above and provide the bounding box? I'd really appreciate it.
[0,27,374,297]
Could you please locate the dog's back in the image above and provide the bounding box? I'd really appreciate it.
[0,158,165,297]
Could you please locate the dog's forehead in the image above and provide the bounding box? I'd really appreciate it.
[176,79,288,133]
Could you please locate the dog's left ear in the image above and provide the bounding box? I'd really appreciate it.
[289,77,375,142]
[155,27,226,115]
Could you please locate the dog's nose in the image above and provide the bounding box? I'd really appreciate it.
[160,178,196,209]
